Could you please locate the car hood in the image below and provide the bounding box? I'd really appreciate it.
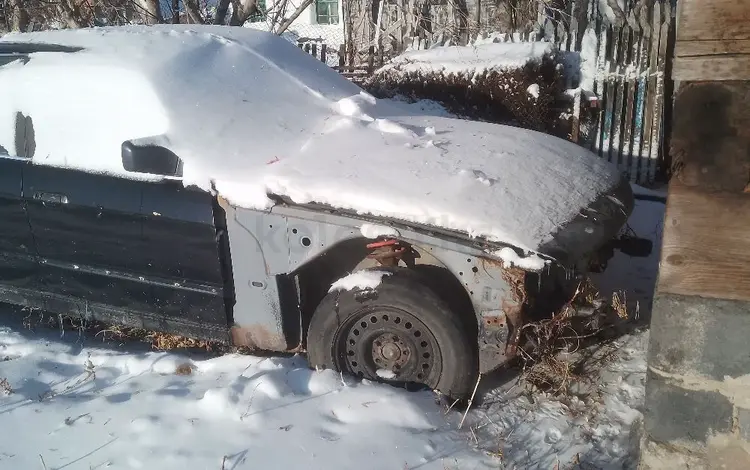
[212,103,626,256]
[0,25,625,256]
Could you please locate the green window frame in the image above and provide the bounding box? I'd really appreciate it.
[315,0,339,25]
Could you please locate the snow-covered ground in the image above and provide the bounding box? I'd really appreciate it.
[0,197,664,470]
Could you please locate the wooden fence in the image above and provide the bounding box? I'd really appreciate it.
[298,40,382,79]
[556,0,674,185]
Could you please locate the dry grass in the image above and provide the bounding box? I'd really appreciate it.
[517,280,634,396]
[20,309,231,355]
[0,377,12,395]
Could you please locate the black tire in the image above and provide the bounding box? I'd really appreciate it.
[306,267,478,399]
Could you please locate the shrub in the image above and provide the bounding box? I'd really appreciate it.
[363,51,567,134]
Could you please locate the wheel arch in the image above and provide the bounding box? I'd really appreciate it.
[292,236,482,348]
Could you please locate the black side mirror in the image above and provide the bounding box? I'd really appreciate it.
[121,141,183,177]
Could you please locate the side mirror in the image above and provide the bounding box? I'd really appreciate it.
[121,141,183,177]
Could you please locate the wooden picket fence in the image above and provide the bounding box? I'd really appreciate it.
[558,0,674,185]
[298,40,381,80]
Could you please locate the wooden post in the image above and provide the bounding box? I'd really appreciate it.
[640,1,750,468]
[311,43,317,60]
[321,43,327,64]
[367,45,375,75]
[338,43,345,70]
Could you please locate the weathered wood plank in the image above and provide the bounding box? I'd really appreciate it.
[671,81,750,192]
[622,19,643,181]
[630,3,651,183]
[592,14,608,153]
[673,55,750,81]
[646,1,670,183]
[602,25,621,160]
[610,26,629,167]
[640,1,660,182]
[675,39,750,57]
[659,182,750,302]
[677,0,750,42]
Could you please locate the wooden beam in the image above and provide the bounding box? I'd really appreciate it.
[675,40,750,57]
[673,55,750,81]
[659,182,750,302]
[670,81,750,191]
[677,0,750,42]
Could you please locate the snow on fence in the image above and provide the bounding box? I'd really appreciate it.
[557,0,674,185]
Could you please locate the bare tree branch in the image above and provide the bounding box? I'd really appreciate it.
[183,0,204,23]
[606,0,626,25]
[228,0,257,26]
[275,0,313,35]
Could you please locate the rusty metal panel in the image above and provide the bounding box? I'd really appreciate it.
[221,201,289,351]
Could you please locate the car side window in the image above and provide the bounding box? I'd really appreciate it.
[0,111,34,159]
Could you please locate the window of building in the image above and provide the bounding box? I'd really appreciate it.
[315,0,339,25]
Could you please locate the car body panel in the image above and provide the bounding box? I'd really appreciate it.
[0,157,37,291]
[140,180,227,327]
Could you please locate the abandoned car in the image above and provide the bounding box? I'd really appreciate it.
[0,25,649,398]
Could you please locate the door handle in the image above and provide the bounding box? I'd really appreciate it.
[33,191,68,204]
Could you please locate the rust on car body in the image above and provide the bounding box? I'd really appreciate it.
[474,256,530,370]
[230,324,289,351]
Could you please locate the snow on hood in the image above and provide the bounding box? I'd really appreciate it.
[0,25,622,253]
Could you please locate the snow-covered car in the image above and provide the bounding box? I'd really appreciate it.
[0,25,648,399]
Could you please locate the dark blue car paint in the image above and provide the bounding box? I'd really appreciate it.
[0,157,231,341]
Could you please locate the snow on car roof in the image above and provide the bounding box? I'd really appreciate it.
[0,25,621,254]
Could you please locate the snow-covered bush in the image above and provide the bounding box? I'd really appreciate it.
[363,42,565,133]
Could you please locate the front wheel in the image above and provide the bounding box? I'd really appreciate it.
[306,268,478,399]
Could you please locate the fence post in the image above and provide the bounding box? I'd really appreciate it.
[339,44,345,70]
[304,43,311,54]
[571,89,582,143]
[312,43,317,59]
[367,45,375,75]
[321,44,327,64]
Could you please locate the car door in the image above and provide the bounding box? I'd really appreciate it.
[22,163,153,316]
[139,179,229,333]
[0,155,38,303]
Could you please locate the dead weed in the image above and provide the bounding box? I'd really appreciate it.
[518,279,634,397]
[0,377,12,395]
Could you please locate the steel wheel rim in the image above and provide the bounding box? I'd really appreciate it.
[333,306,442,389]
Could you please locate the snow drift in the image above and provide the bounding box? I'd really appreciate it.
[0,25,622,254]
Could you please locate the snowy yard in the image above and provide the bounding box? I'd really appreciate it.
[0,197,664,470]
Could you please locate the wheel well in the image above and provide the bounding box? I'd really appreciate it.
[293,239,478,348]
